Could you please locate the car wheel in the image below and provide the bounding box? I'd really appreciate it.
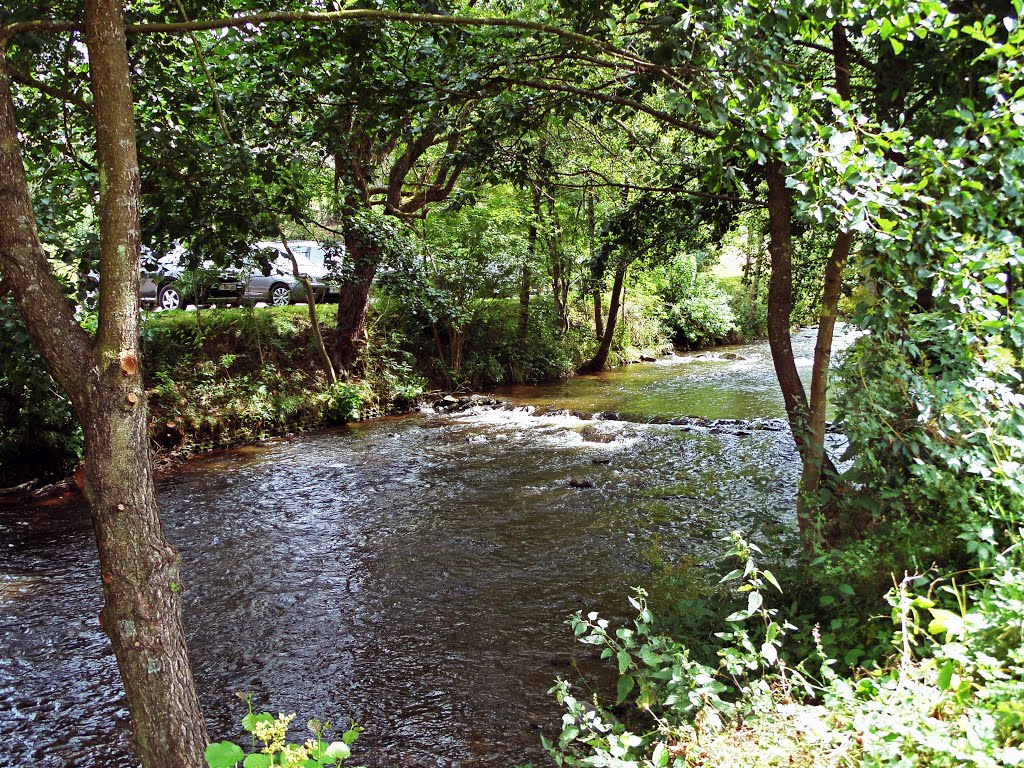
[269,283,291,307]
[158,284,184,310]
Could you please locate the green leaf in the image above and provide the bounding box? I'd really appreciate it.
[747,591,763,614]
[652,742,669,768]
[617,650,631,674]
[242,713,275,733]
[616,674,635,704]
[762,570,782,593]
[243,754,272,768]
[928,608,965,638]
[937,659,956,690]
[720,568,743,583]
[204,741,245,768]
[890,37,905,54]
[341,728,360,746]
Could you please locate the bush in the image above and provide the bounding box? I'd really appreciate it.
[651,253,738,349]
[834,316,1024,552]
[547,534,1024,768]
[661,274,738,349]
[205,693,361,768]
[0,300,82,484]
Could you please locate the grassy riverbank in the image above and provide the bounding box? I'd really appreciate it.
[1,289,694,488]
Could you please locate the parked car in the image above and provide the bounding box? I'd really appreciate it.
[140,248,244,310]
[244,241,340,306]
[83,245,244,311]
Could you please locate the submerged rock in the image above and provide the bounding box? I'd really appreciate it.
[579,425,619,443]
[434,394,504,413]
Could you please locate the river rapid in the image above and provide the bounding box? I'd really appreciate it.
[0,328,851,767]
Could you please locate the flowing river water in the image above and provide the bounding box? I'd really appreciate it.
[0,328,851,767]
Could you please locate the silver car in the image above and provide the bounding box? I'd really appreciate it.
[243,241,338,306]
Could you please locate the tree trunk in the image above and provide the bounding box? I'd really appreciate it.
[518,262,531,345]
[545,191,569,332]
[518,189,538,344]
[765,161,842,545]
[334,231,379,374]
[802,231,852,501]
[800,26,855,521]
[746,214,765,331]
[1,4,208,765]
[278,229,337,385]
[587,189,603,339]
[579,262,625,373]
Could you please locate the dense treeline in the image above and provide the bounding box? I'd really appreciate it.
[1,1,1022,766]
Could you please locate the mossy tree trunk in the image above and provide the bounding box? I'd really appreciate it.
[0,3,208,766]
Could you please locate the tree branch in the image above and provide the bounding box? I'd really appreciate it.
[3,10,651,69]
[495,76,715,139]
[3,60,91,111]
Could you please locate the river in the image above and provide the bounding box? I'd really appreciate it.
[0,328,849,767]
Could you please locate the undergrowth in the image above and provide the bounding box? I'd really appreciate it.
[548,533,1024,768]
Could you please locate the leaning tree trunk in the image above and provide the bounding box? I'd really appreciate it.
[1,4,208,766]
[278,229,336,385]
[334,231,380,374]
[802,231,852,498]
[798,25,856,540]
[765,161,840,545]
[579,262,626,373]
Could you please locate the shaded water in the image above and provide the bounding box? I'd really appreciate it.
[0,329,847,767]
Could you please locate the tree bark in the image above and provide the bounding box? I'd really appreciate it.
[545,191,570,332]
[518,188,539,344]
[587,189,603,339]
[801,231,852,501]
[765,161,842,546]
[800,25,855,519]
[1,3,208,766]
[334,231,379,374]
[278,229,337,385]
[579,262,625,373]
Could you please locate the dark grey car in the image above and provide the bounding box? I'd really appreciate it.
[140,251,243,310]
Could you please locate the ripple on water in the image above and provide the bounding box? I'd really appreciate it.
[0,330,847,767]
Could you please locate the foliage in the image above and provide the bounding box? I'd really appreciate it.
[822,562,1024,768]
[143,305,378,450]
[548,534,1024,768]
[652,253,738,349]
[546,534,804,767]
[205,693,361,768]
[833,314,1023,566]
[0,299,82,484]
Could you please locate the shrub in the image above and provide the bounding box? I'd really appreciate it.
[0,300,82,484]
[205,693,361,768]
[547,533,1024,768]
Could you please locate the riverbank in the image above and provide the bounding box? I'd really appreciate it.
[0,301,691,497]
